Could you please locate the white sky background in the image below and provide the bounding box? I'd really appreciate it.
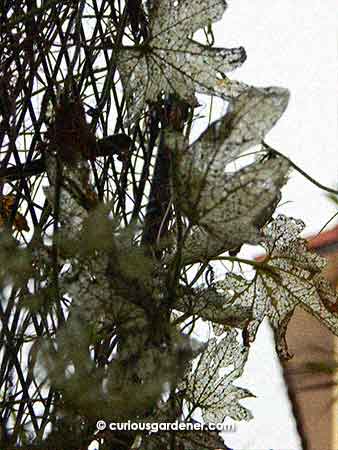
[221,0,338,235]
[192,1,338,449]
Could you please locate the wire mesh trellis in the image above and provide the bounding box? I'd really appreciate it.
[0,1,162,448]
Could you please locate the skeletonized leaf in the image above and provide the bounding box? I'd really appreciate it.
[176,429,233,449]
[118,0,246,120]
[216,215,338,359]
[182,86,290,178]
[175,286,252,328]
[142,428,232,450]
[184,329,253,422]
[167,86,290,263]
[180,156,290,263]
[44,158,96,239]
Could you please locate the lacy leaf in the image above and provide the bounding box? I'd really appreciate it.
[181,156,290,263]
[181,86,290,178]
[118,0,246,120]
[175,286,252,328]
[142,428,232,450]
[184,329,253,422]
[170,86,290,263]
[215,215,338,359]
